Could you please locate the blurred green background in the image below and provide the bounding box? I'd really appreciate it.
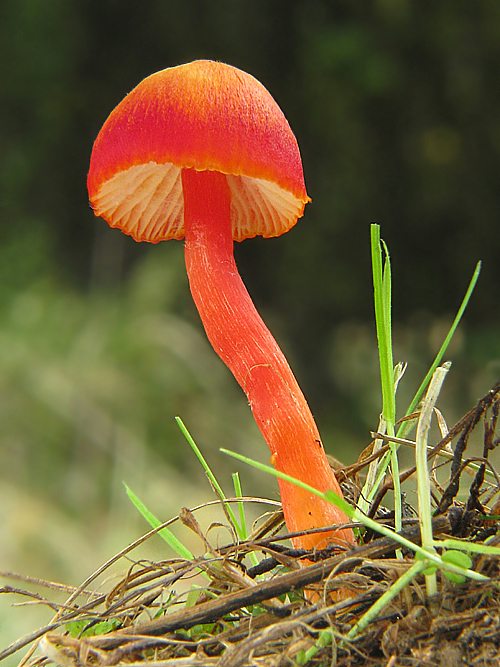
[1,0,500,655]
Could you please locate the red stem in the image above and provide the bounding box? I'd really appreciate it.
[182,168,354,550]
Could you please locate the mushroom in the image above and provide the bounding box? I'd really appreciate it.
[88,60,354,554]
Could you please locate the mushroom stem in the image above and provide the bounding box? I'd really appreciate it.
[182,168,354,550]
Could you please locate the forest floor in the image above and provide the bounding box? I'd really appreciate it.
[3,385,500,667]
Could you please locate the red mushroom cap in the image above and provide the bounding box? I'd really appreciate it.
[87,60,310,243]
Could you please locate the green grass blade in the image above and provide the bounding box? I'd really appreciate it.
[437,538,500,555]
[124,482,194,560]
[371,224,401,536]
[346,560,426,639]
[371,225,396,430]
[232,473,247,539]
[415,362,451,596]
[175,416,240,531]
[232,472,259,567]
[398,260,481,438]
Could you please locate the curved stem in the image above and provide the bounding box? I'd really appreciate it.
[182,168,354,550]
